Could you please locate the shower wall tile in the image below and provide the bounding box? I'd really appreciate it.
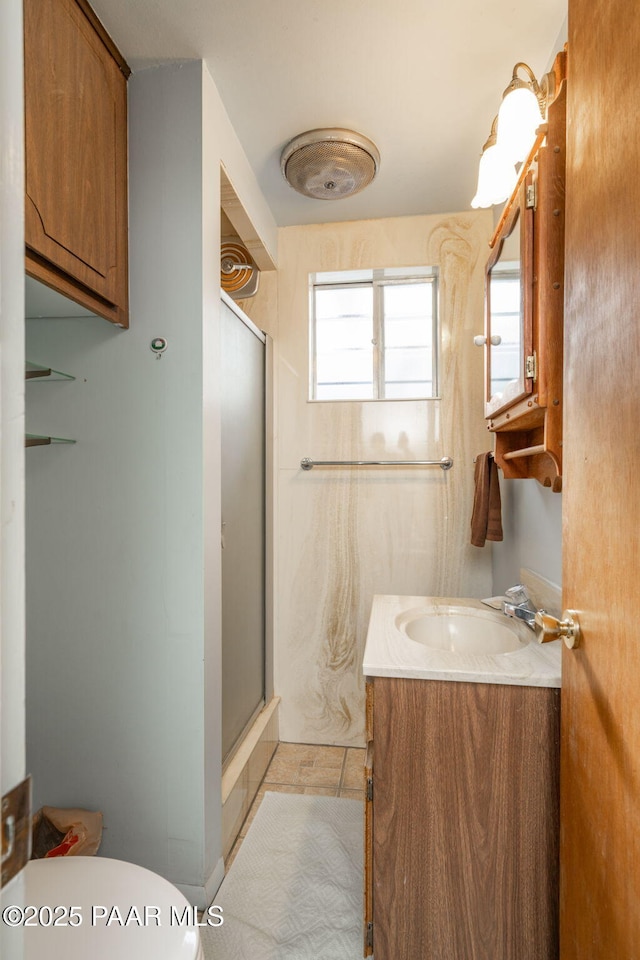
[236,269,278,340]
[255,212,494,746]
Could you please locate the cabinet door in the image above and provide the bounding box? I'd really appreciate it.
[372,676,559,960]
[24,0,129,326]
[484,175,535,419]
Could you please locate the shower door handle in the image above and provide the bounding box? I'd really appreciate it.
[221,521,226,549]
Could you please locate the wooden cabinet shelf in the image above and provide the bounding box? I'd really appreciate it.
[502,443,546,460]
[26,361,75,382]
[24,0,130,328]
[26,361,76,447]
[490,393,563,490]
[26,435,76,448]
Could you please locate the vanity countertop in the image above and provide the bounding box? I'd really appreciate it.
[363,595,562,688]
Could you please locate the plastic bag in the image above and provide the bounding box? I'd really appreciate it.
[31,806,103,859]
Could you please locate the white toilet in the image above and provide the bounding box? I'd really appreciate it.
[8,857,204,959]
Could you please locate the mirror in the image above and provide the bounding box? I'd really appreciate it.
[484,174,534,417]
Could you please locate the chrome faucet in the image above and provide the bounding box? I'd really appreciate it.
[502,584,540,631]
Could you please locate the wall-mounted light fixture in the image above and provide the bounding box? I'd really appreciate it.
[471,116,518,209]
[472,61,557,208]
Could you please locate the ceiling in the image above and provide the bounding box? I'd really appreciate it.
[91,0,567,228]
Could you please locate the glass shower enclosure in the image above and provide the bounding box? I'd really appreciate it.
[220,297,266,761]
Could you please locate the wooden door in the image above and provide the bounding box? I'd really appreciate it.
[562,1,640,955]
[24,0,129,326]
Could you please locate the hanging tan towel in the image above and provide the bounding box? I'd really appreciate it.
[470,453,503,547]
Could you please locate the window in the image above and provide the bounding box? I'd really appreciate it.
[310,267,439,401]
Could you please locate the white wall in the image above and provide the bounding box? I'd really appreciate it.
[26,60,211,903]
[0,0,25,797]
[264,212,494,746]
[492,479,562,592]
[25,60,276,908]
[1,6,26,956]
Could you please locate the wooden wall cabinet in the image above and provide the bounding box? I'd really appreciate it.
[483,51,566,490]
[24,0,130,328]
[365,675,560,960]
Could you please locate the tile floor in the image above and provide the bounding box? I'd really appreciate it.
[226,742,366,868]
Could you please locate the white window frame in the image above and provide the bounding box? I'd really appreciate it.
[309,267,440,402]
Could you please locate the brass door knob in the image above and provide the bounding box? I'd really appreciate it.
[534,610,581,649]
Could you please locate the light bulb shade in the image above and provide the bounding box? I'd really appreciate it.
[471,142,518,208]
[496,86,541,164]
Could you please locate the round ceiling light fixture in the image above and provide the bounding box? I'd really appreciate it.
[280,128,380,200]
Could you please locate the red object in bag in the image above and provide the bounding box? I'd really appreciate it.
[44,830,81,857]
[32,807,103,859]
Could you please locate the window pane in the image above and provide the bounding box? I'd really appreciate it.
[385,346,432,382]
[315,317,372,352]
[383,283,432,320]
[384,317,431,347]
[315,286,373,320]
[316,381,375,400]
[316,348,373,385]
[314,286,374,400]
[489,272,520,397]
[490,347,521,394]
[382,283,434,397]
[385,380,433,399]
[490,270,519,314]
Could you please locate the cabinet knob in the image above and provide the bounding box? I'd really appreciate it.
[534,610,581,649]
[473,335,502,346]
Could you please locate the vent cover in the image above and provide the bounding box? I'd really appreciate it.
[220,240,259,300]
[281,128,380,200]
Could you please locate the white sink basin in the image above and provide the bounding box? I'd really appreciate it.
[363,595,561,687]
[395,604,527,655]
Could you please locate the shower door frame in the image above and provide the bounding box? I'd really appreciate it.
[220,291,274,767]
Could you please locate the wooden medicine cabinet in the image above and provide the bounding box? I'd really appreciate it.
[481,50,566,491]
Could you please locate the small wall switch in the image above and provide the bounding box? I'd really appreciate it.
[1,776,32,888]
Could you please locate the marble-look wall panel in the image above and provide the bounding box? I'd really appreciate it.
[235,269,278,340]
[263,212,493,746]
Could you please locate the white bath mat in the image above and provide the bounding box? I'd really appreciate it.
[200,792,364,960]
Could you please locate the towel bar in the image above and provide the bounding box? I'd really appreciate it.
[300,456,453,471]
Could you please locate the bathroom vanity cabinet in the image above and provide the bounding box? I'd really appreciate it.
[364,675,560,960]
[24,0,130,327]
